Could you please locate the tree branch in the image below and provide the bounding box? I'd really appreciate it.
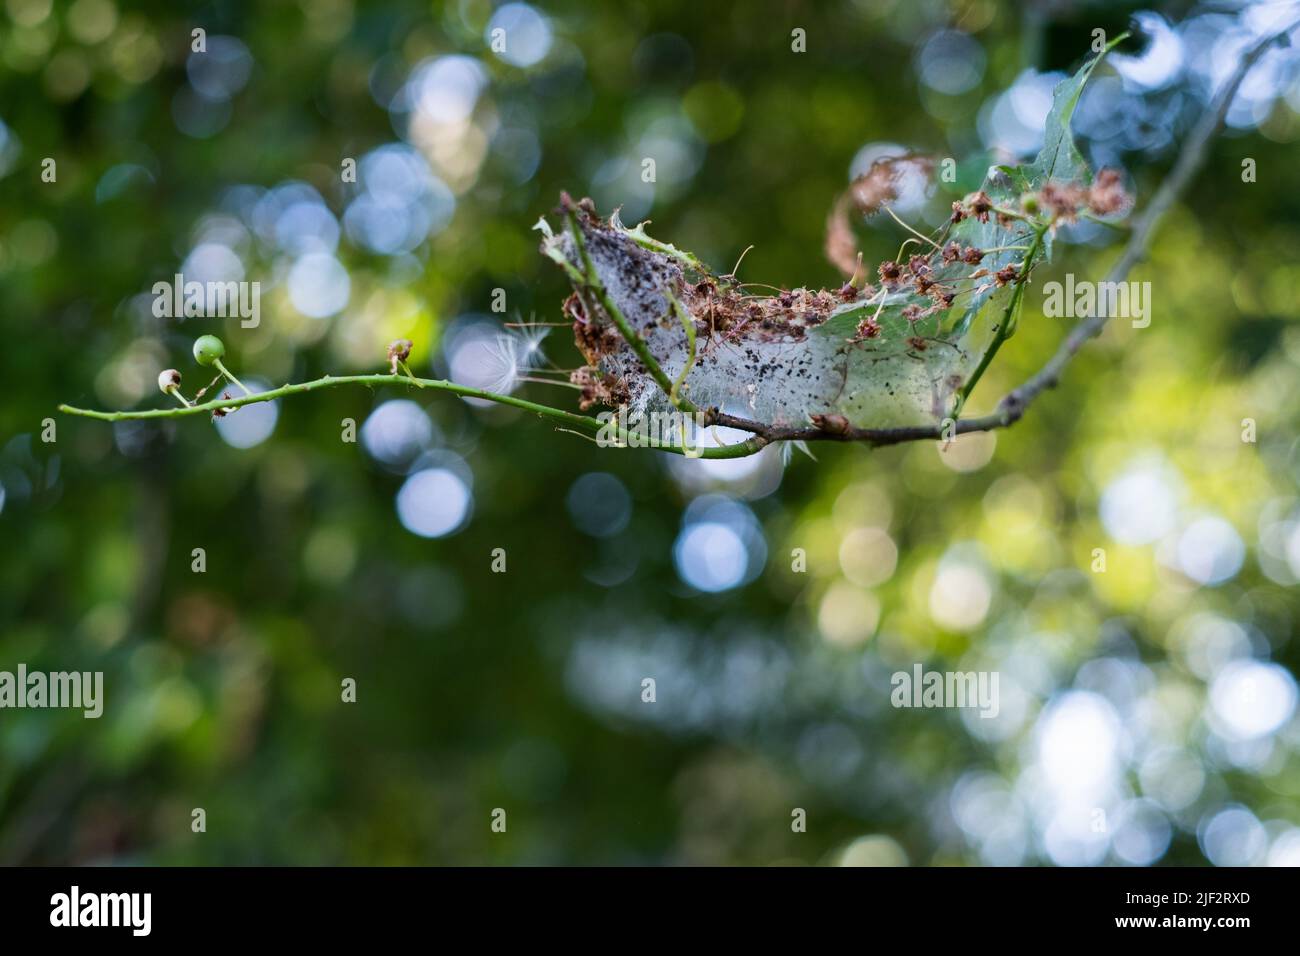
[970,19,1299,433]
[59,23,1294,462]
[709,20,1298,450]
[58,373,763,459]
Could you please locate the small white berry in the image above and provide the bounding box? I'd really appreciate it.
[158,369,182,393]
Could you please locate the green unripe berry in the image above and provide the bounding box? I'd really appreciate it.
[193,335,226,367]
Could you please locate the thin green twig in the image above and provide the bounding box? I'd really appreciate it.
[565,208,699,414]
[212,357,250,396]
[952,223,1047,416]
[666,287,697,407]
[57,373,761,459]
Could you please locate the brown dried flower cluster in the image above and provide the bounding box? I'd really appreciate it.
[570,366,630,411]
[1084,168,1129,216]
[1035,168,1131,222]
[825,154,935,276]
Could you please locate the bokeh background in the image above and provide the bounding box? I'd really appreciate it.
[3,0,1300,865]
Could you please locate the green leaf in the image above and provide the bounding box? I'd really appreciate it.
[1031,33,1129,186]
